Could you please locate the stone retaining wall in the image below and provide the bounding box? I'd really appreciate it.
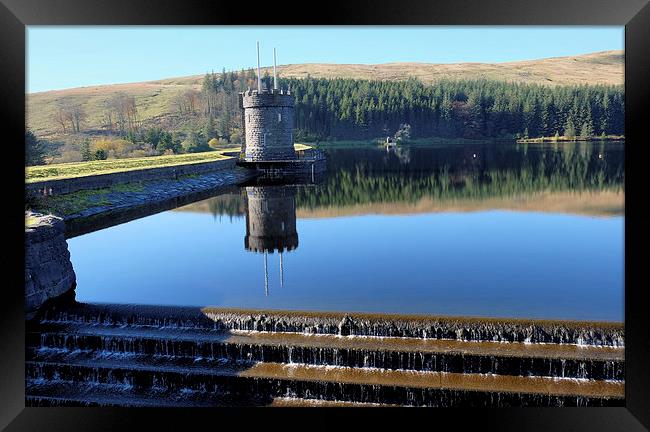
[25,166,257,318]
[26,158,236,198]
[25,213,76,319]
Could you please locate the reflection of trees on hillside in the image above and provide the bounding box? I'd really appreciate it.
[295,142,623,210]
[206,193,247,221]
[199,143,624,217]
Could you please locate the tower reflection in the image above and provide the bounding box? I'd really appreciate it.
[244,185,299,295]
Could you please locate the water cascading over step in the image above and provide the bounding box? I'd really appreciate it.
[26,303,625,407]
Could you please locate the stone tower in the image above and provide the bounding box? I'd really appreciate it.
[240,89,295,161]
[239,44,296,162]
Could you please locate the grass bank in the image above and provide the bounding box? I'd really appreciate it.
[26,151,231,183]
[26,144,312,183]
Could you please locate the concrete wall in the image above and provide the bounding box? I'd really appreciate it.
[26,158,236,198]
[25,213,76,319]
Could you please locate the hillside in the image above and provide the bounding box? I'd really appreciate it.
[273,50,623,86]
[27,50,623,139]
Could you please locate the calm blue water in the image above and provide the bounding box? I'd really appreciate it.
[68,143,624,321]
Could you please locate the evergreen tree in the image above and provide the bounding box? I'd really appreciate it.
[81,138,93,161]
[217,113,230,138]
[143,128,162,147]
[156,131,182,154]
[93,149,108,160]
[25,130,46,166]
[159,69,624,142]
[203,115,216,140]
[580,120,594,139]
[564,119,576,139]
[182,129,210,153]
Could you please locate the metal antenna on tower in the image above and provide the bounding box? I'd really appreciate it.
[273,48,278,91]
[256,41,262,92]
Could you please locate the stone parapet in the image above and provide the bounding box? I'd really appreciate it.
[25,212,76,319]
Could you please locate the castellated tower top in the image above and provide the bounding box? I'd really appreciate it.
[241,88,293,108]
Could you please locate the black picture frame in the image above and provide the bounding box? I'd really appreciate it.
[1,0,648,429]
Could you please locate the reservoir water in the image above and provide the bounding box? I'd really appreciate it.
[68,142,624,322]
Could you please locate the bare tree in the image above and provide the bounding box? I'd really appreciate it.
[172,89,201,116]
[184,89,199,115]
[54,106,68,134]
[172,91,186,115]
[54,100,86,133]
[110,93,127,133]
[70,103,87,133]
[124,95,138,132]
[107,93,139,134]
[102,99,114,132]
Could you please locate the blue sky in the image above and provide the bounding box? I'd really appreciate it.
[27,26,623,93]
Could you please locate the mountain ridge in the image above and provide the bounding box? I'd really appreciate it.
[26,50,624,139]
[30,50,623,95]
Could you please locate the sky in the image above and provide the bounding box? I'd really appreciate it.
[26,26,624,93]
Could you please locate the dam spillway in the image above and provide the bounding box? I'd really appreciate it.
[25,143,625,407]
[26,303,624,407]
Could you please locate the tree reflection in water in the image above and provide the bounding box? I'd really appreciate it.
[202,142,624,219]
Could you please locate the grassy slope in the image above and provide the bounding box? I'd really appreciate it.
[25,151,231,182]
[25,144,311,182]
[276,50,624,86]
[27,51,623,139]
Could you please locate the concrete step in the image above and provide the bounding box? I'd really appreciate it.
[269,397,395,407]
[36,302,625,346]
[25,380,395,407]
[28,302,625,406]
[25,350,624,407]
[25,379,269,407]
[27,322,624,380]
